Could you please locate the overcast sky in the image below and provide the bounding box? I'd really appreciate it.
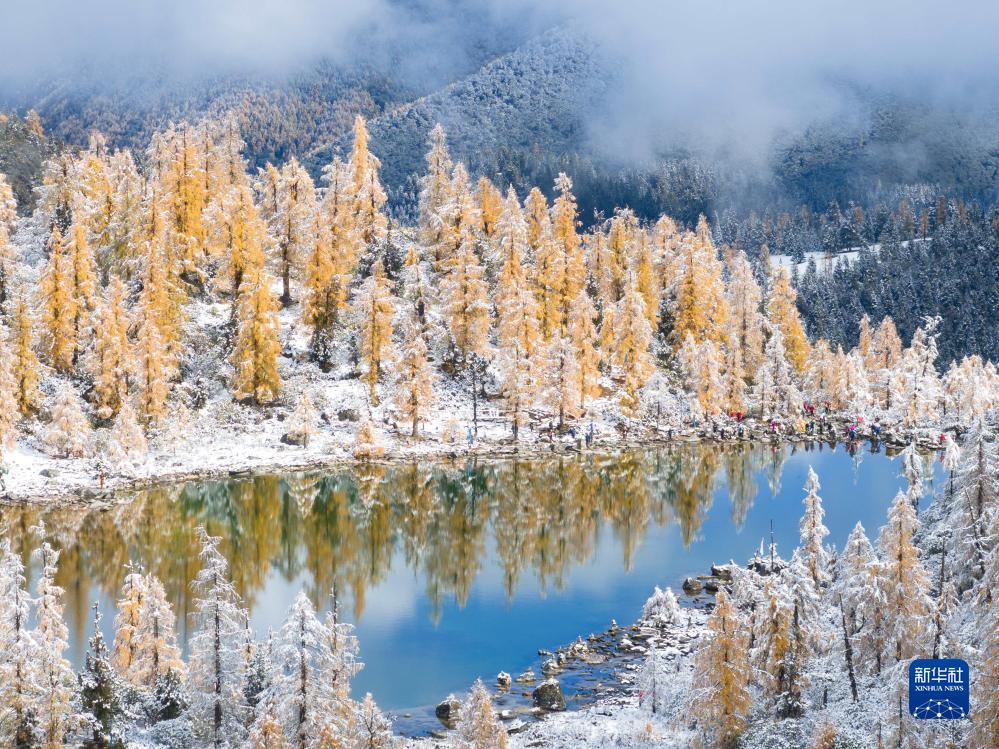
[3,0,998,159]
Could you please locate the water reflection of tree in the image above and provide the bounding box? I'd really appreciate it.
[1,443,792,653]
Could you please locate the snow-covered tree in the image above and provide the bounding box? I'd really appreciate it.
[0,538,39,747]
[11,294,41,415]
[542,333,581,427]
[266,590,363,748]
[897,318,943,427]
[877,491,933,663]
[352,257,396,403]
[0,174,17,306]
[948,423,997,585]
[393,320,436,438]
[799,467,831,589]
[442,236,491,365]
[79,605,124,748]
[189,528,248,748]
[418,124,453,250]
[691,590,751,748]
[108,401,148,469]
[129,575,184,691]
[89,277,133,420]
[973,597,999,749]
[354,692,394,749]
[261,157,316,306]
[566,290,600,415]
[233,267,283,405]
[354,419,385,460]
[246,702,292,749]
[45,382,91,457]
[0,324,18,453]
[612,274,655,417]
[766,266,809,373]
[288,390,319,447]
[32,539,78,746]
[835,522,876,636]
[349,115,388,247]
[725,251,765,377]
[112,565,147,677]
[754,326,802,420]
[456,679,506,749]
[641,586,683,628]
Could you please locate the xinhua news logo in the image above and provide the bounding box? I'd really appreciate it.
[908,658,970,720]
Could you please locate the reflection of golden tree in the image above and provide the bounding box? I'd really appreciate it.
[420,463,490,622]
[724,444,758,529]
[1,443,782,655]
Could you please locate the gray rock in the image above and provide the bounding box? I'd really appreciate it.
[710,563,736,580]
[496,671,512,689]
[515,668,536,683]
[541,658,560,675]
[682,577,703,594]
[280,432,306,446]
[337,408,360,422]
[435,695,461,726]
[532,679,566,711]
[40,468,58,478]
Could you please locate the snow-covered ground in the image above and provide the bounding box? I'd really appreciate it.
[772,238,929,277]
[3,287,657,502]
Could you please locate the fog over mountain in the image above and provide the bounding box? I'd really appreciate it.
[4,0,999,164]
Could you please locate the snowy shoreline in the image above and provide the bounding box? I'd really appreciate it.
[2,417,943,505]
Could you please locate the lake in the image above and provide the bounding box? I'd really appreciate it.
[0,441,940,732]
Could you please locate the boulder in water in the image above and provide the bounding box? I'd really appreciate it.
[682,577,703,594]
[435,695,461,726]
[532,679,566,711]
[496,672,512,689]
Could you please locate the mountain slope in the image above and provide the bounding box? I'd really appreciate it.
[306,27,611,204]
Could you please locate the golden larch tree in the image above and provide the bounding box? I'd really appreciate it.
[671,216,729,351]
[89,277,133,420]
[551,173,586,331]
[476,176,503,238]
[566,290,601,415]
[0,323,17,452]
[394,313,436,437]
[725,250,765,377]
[352,258,396,403]
[533,224,565,340]
[418,124,454,252]
[11,294,40,415]
[877,490,933,663]
[495,187,543,432]
[206,183,268,314]
[692,590,752,749]
[233,267,283,405]
[38,226,78,371]
[442,236,491,365]
[349,115,388,246]
[767,266,810,373]
[613,274,655,417]
[135,307,170,426]
[0,173,17,306]
[264,157,316,306]
[631,230,659,328]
